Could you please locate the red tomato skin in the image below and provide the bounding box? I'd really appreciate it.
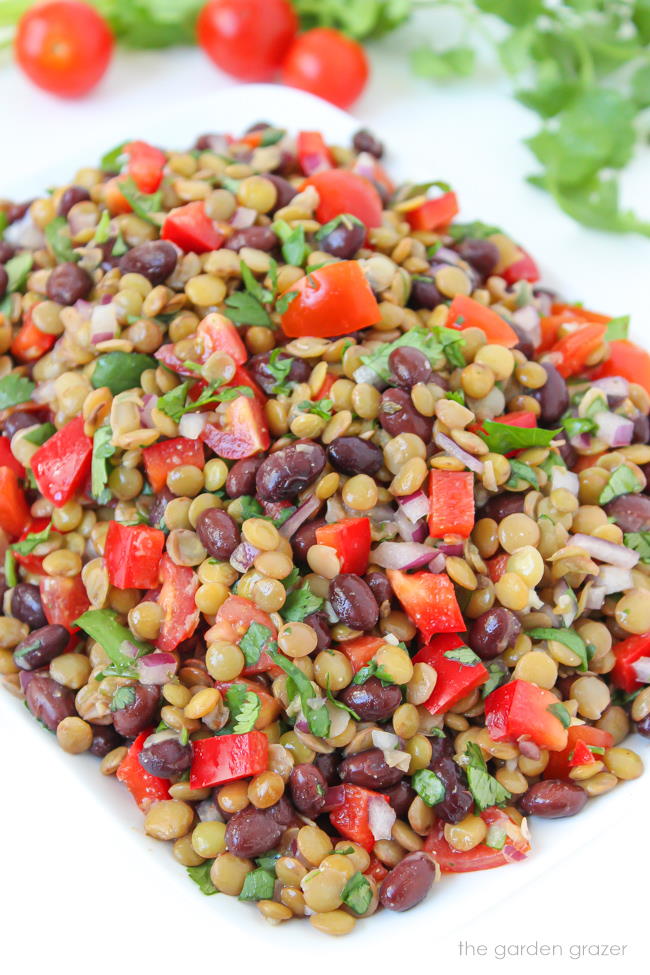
[142,437,205,493]
[280,261,380,339]
[197,0,297,82]
[303,169,383,229]
[0,468,31,538]
[425,808,530,872]
[39,575,90,631]
[592,339,650,396]
[544,727,614,779]
[125,141,166,194]
[407,192,459,232]
[338,635,385,674]
[201,395,270,460]
[104,521,165,590]
[155,555,200,653]
[161,202,224,254]
[281,28,369,109]
[0,437,25,479]
[15,1,113,97]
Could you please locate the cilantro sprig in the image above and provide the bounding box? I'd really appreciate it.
[157,378,253,423]
[464,742,511,812]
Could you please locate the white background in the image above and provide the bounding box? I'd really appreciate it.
[0,11,649,974]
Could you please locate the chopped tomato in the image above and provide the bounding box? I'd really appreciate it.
[485,679,568,752]
[446,295,519,348]
[142,437,205,493]
[104,521,165,590]
[30,416,92,508]
[280,261,380,339]
[315,517,371,574]
[303,169,383,229]
[116,731,171,811]
[329,784,391,851]
[551,302,610,324]
[296,130,333,175]
[592,339,650,396]
[39,574,90,631]
[364,856,389,883]
[201,394,270,459]
[190,732,269,789]
[314,372,335,402]
[544,726,614,780]
[0,436,25,478]
[155,555,200,653]
[573,452,606,473]
[429,470,474,538]
[486,553,509,583]
[425,807,530,872]
[11,310,56,362]
[197,313,247,366]
[610,633,650,693]
[414,634,487,714]
[162,201,224,254]
[338,635,385,673]
[386,569,464,642]
[125,140,166,194]
[501,249,540,285]
[104,177,131,215]
[549,323,607,379]
[0,467,30,538]
[406,191,458,232]
[206,596,280,677]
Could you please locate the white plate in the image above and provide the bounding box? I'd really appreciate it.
[1,84,648,963]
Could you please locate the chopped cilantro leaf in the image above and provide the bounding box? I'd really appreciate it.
[23,422,56,446]
[91,425,116,504]
[506,459,539,489]
[239,867,275,901]
[412,768,446,807]
[280,583,324,622]
[45,217,79,263]
[599,465,643,505]
[443,646,481,666]
[480,420,560,454]
[547,701,571,729]
[240,622,277,667]
[10,523,54,556]
[351,659,397,686]
[266,348,294,394]
[269,649,330,738]
[233,691,261,733]
[0,373,35,411]
[465,741,511,812]
[117,177,162,223]
[341,871,373,915]
[624,532,650,564]
[187,861,218,896]
[359,327,444,383]
[529,627,589,671]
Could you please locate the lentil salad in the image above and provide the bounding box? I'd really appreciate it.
[1,122,649,937]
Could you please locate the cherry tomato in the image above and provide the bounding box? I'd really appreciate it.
[197,0,297,82]
[303,169,383,229]
[15,1,113,98]
[424,808,530,873]
[591,339,650,396]
[281,28,369,109]
[280,261,380,339]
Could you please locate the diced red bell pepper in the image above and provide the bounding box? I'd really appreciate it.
[161,201,224,254]
[549,323,607,379]
[206,596,280,677]
[414,634,487,714]
[296,130,333,176]
[13,516,59,574]
[446,295,519,348]
[338,635,385,673]
[155,554,200,653]
[104,521,165,590]
[39,574,90,631]
[425,806,530,872]
[386,569,464,642]
[329,784,392,852]
[125,140,166,193]
[592,339,650,396]
[0,467,30,538]
[280,261,380,339]
[11,311,56,362]
[116,731,171,811]
[485,679,569,752]
[501,249,540,285]
[406,191,459,232]
[31,417,93,508]
[190,731,269,789]
[0,436,25,478]
[197,313,248,366]
[201,394,270,460]
[142,437,205,493]
[428,470,474,539]
[544,726,613,780]
[303,168,383,229]
[539,304,610,354]
[315,517,371,574]
[610,633,650,693]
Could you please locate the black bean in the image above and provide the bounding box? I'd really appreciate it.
[226,457,264,498]
[291,517,326,564]
[57,186,91,217]
[225,805,284,857]
[2,408,47,440]
[266,794,297,828]
[256,440,326,502]
[379,388,433,441]
[468,607,522,661]
[604,493,650,533]
[119,241,177,285]
[329,574,378,631]
[409,275,444,310]
[315,753,339,785]
[6,201,32,224]
[557,440,577,470]
[519,780,588,818]
[429,755,473,824]
[383,781,416,819]
[10,584,47,629]
[13,624,70,671]
[318,218,366,260]
[265,174,298,210]
[636,714,650,739]
[247,350,310,395]
[112,684,160,738]
[530,363,569,425]
[227,226,279,252]
[338,677,402,722]
[46,262,93,305]
[481,492,525,521]
[510,322,535,360]
[365,571,392,609]
[0,265,7,300]
[389,346,433,388]
[339,748,404,790]
[326,436,383,476]
[0,241,15,263]
[456,238,499,277]
[379,852,437,912]
[289,763,328,818]
[304,610,331,652]
[632,413,650,444]
[148,487,174,529]
[138,734,193,778]
[195,508,241,560]
[25,675,76,731]
[89,724,124,757]
[352,129,384,158]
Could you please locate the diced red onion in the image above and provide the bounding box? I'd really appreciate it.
[433,246,463,266]
[570,432,592,450]
[300,152,329,177]
[584,584,606,610]
[503,845,528,863]
[437,541,464,556]
[197,799,223,822]
[178,411,209,440]
[632,657,650,684]
[202,134,230,155]
[394,506,426,543]
[594,376,629,399]
[428,552,446,573]
[551,466,579,495]
[74,298,93,320]
[372,729,400,751]
[368,797,396,842]
[398,490,429,524]
[352,364,386,388]
[230,540,260,573]
[597,565,633,595]
[512,305,541,349]
[139,394,157,429]
[138,652,178,685]
[571,533,639,569]
[434,430,484,474]
[279,494,322,539]
[517,738,541,760]
[323,785,346,812]
[593,411,634,447]
[230,206,257,229]
[5,212,44,249]
[351,152,378,181]
[90,302,118,344]
[371,541,435,571]
[325,495,347,524]
[32,379,57,405]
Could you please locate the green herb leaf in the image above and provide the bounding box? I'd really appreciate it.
[432,326,466,368]
[93,210,112,244]
[44,217,79,263]
[187,861,218,896]
[23,422,56,446]
[411,44,476,80]
[233,691,261,733]
[4,252,33,294]
[341,871,374,915]
[255,852,280,871]
[272,220,309,266]
[445,390,465,406]
[4,550,17,588]
[443,646,481,666]
[110,686,137,712]
[280,583,324,622]
[269,649,330,738]
[624,532,650,564]
[529,627,589,672]
[100,141,128,171]
[91,425,116,503]
[360,327,443,383]
[547,701,572,729]
[351,659,397,687]
[239,868,275,901]
[240,622,277,667]
[0,373,35,411]
[506,458,539,489]
[75,609,151,672]
[599,465,643,505]
[276,291,298,315]
[482,660,509,698]
[605,315,630,341]
[412,768,446,806]
[225,291,273,327]
[266,348,294,394]
[326,675,360,720]
[112,230,129,256]
[562,415,597,440]
[448,221,502,241]
[480,419,560,454]
[10,523,54,556]
[156,382,190,423]
[117,177,162,223]
[92,352,157,395]
[297,399,333,420]
[465,741,511,812]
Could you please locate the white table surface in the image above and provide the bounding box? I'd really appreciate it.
[0,15,648,974]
